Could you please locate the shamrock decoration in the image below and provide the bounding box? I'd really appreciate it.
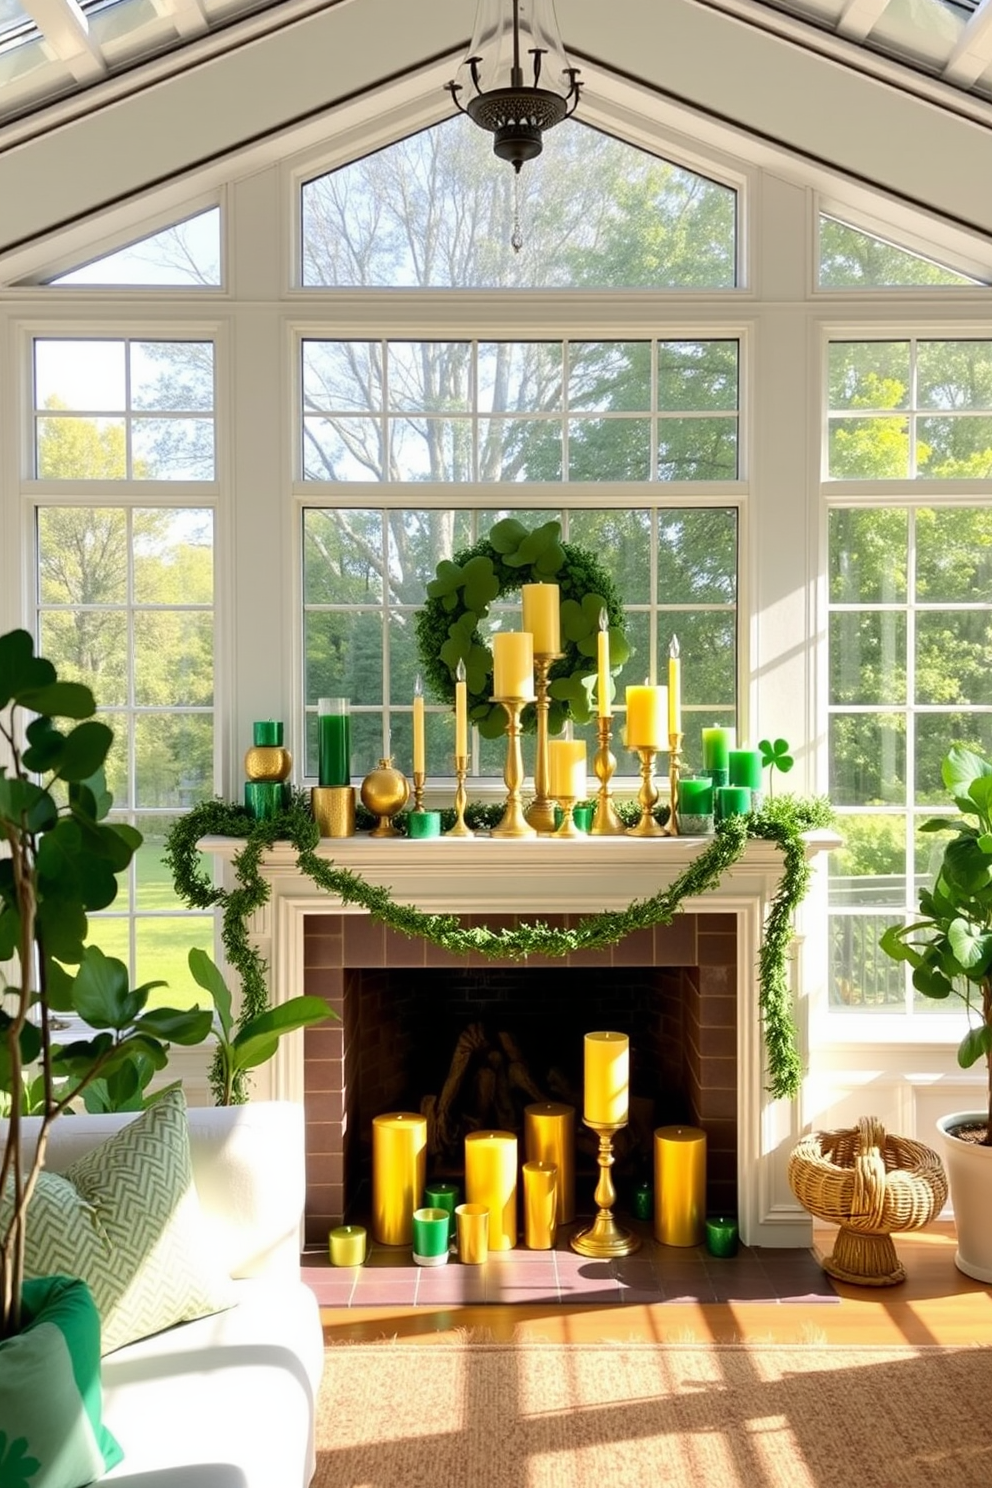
[759,737,794,796]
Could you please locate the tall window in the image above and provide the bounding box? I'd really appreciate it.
[30,331,218,1004]
[826,336,992,1012]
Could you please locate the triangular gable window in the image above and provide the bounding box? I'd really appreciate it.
[819,215,980,288]
[47,208,221,287]
[302,118,737,290]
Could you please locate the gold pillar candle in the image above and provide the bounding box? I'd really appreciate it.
[654,1124,707,1247]
[523,1161,558,1250]
[548,739,586,801]
[464,1129,518,1250]
[328,1224,367,1266]
[455,1203,490,1264]
[524,1102,575,1222]
[521,582,560,655]
[372,1111,427,1246]
[492,631,535,701]
[583,1031,629,1126]
[625,683,668,750]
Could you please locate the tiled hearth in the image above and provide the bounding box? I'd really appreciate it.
[301,1223,837,1308]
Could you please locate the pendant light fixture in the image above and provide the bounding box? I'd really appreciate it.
[446,0,583,175]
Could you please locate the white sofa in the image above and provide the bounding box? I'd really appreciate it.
[20,1100,324,1488]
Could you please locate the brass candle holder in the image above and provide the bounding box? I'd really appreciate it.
[412,769,426,815]
[662,731,684,836]
[590,714,627,836]
[570,1120,641,1258]
[552,796,582,837]
[445,754,474,837]
[627,744,665,837]
[524,650,564,834]
[491,696,537,839]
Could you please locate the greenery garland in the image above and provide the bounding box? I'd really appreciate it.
[164,791,833,1102]
[415,517,630,739]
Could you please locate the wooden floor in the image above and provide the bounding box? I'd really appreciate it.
[321,1224,992,1348]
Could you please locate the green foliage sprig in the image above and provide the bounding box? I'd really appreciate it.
[165,792,833,1102]
[415,518,630,739]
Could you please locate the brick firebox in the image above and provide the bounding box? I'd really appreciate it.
[301,911,738,1247]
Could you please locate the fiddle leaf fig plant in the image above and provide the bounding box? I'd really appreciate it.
[880,744,992,1143]
[0,629,212,1339]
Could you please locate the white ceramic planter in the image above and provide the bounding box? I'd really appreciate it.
[936,1111,992,1283]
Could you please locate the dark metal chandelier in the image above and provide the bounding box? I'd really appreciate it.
[446,0,583,174]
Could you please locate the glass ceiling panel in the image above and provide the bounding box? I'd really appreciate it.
[0,0,34,49]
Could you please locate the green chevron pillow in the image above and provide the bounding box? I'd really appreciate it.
[7,1087,233,1356]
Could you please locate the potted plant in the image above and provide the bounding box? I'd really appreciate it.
[880,743,992,1281]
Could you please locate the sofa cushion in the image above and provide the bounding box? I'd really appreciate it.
[0,1274,123,1488]
[7,1087,233,1355]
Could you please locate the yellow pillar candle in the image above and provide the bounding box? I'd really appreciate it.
[523,1161,558,1249]
[596,608,612,718]
[583,1031,629,1126]
[464,1129,518,1250]
[625,684,668,749]
[521,582,560,655]
[413,673,425,775]
[455,657,468,757]
[668,636,681,735]
[328,1224,367,1266]
[371,1111,427,1246]
[524,1102,575,1223]
[548,739,586,800]
[492,631,535,700]
[653,1125,707,1247]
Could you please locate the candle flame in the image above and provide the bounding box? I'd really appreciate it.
[670,635,680,658]
[456,658,467,682]
[598,607,608,631]
[414,673,423,697]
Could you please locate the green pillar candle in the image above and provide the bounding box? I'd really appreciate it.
[244,781,290,819]
[407,810,441,839]
[253,719,283,747]
[701,726,736,772]
[715,784,752,820]
[729,749,763,791]
[704,1215,739,1257]
[318,697,351,787]
[678,777,714,814]
[424,1181,459,1216]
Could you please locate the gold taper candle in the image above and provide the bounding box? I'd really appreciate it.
[654,1124,707,1247]
[464,1129,518,1250]
[597,607,612,718]
[523,1161,558,1249]
[455,658,468,757]
[413,673,425,775]
[668,636,682,735]
[371,1111,427,1246]
[584,1031,629,1126]
[524,1101,575,1222]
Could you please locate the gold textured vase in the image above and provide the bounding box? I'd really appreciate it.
[244,744,293,782]
[360,758,410,837]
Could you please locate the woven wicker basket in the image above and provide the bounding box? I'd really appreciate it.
[788,1116,947,1286]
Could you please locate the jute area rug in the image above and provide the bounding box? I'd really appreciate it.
[313,1337,992,1488]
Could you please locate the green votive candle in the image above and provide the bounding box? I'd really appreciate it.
[412,1207,451,1266]
[407,810,441,839]
[424,1181,459,1216]
[728,749,763,791]
[253,719,283,747]
[678,777,714,815]
[716,785,752,820]
[318,698,351,787]
[701,726,736,772]
[705,1216,739,1257]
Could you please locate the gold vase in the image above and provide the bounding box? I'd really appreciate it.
[244,744,292,782]
[360,758,410,837]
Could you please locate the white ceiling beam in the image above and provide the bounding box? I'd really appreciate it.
[18,0,107,82]
[944,0,992,88]
[836,0,893,44]
[151,0,210,41]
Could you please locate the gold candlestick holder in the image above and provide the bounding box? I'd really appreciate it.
[445,754,474,837]
[590,714,627,836]
[570,1120,641,1258]
[412,769,425,815]
[662,731,684,836]
[552,797,582,837]
[525,651,564,834]
[491,696,537,839]
[627,745,665,837]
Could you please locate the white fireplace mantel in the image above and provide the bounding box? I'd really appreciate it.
[202,829,840,1247]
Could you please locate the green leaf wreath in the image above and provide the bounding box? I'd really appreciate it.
[415,517,630,739]
[164,792,833,1102]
